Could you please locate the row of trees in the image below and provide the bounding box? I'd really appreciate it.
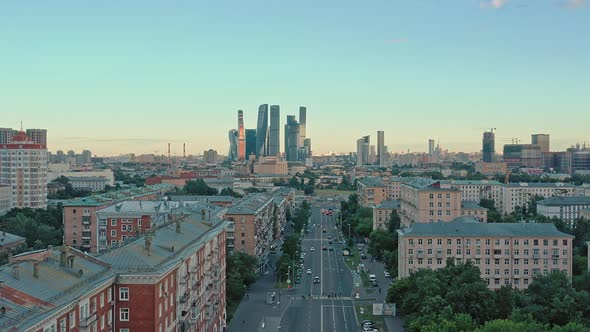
[225,252,258,321]
[388,261,590,331]
[47,176,92,199]
[367,210,401,277]
[340,194,374,241]
[0,206,64,264]
[275,235,302,279]
[113,169,145,187]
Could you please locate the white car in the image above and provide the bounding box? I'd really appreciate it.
[310,247,315,252]
[307,268,312,275]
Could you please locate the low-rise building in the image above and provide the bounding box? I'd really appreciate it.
[253,157,288,175]
[475,162,508,176]
[536,196,590,223]
[442,179,504,211]
[502,182,577,215]
[68,176,112,192]
[0,231,26,252]
[372,200,400,231]
[397,218,573,290]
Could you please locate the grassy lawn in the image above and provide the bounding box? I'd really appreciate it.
[355,303,386,331]
[314,189,354,198]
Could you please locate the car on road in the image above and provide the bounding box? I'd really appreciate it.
[328,239,333,244]
[371,279,378,287]
[322,246,327,250]
[384,271,391,278]
[329,247,334,251]
[361,253,367,259]
[295,276,301,284]
[322,229,327,233]
[307,268,312,275]
[313,276,320,284]
[310,247,315,252]
[361,320,376,328]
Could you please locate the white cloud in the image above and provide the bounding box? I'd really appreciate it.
[480,0,509,9]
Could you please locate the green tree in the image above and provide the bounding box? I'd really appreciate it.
[475,319,548,332]
[219,188,243,198]
[184,179,218,195]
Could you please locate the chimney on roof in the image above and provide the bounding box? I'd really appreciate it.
[60,245,68,267]
[11,265,19,279]
[145,234,153,256]
[201,209,206,220]
[176,220,181,234]
[33,262,39,278]
[67,255,75,269]
[8,252,13,264]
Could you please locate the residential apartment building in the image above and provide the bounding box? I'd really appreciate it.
[0,204,227,332]
[0,185,12,214]
[252,156,288,175]
[475,162,508,176]
[372,200,400,231]
[397,218,573,290]
[62,184,174,253]
[95,200,177,252]
[442,179,504,212]
[399,178,462,226]
[461,201,488,222]
[536,196,590,223]
[502,182,577,215]
[223,193,284,273]
[0,131,48,209]
[357,177,388,207]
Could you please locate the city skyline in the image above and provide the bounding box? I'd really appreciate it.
[1,1,588,155]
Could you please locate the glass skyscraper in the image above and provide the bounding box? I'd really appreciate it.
[245,129,257,160]
[256,104,269,157]
[269,105,280,156]
[228,129,238,161]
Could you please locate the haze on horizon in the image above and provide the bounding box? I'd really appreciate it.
[1,0,588,156]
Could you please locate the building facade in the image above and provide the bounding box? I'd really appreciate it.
[238,110,245,161]
[356,136,370,166]
[256,104,269,157]
[245,129,257,160]
[0,185,12,215]
[0,205,227,332]
[227,130,238,162]
[397,219,573,290]
[25,129,48,147]
[399,179,462,226]
[269,105,280,157]
[0,131,48,209]
[377,131,385,167]
[284,115,300,162]
[372,200,399,231]
[503,144,543,169]
[536,196,590,223]
[482,131,495,162]
[357,177,388,207]
[501,182,577,215]
[532,134,550,153]
[475,162,507,176]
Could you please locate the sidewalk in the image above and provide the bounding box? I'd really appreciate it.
[363,256,405,332]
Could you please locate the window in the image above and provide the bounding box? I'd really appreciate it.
[563,239,568,246]
[524,249,529,255]
[70,312,76,328]
[437,258,442,265]
[514,239,519,245]
[456,239,462,245]
[514,259,519,265]
[504,249,510,255]
[100,293,104,308]
[493,249,501,255]
[466,249,471,255]
[543,239,548,246]
[437,239,442,245]
[111,230,117,237]
[447,249,452,255]
[514,249,519,256]
[408,259,414,264]
[504,259,510,265]
[408,249,413,255]
[111,219,117,226]
[120,329,130,332]
[108,288,112,302]
[447,239,452,245]
[418,258,423,265]
[427,258,432,265]
[553,239,558,246]
[120,308,129,321]
[485,239,490,245]
[533,239,539,246]
[427,249,432,255]
[409,239,414,245]
[429,194,434,199]
[427,239,432,245]
[466,239,471,245]
[138,219,142,226]
[495,239,500,245]
[59,319,66,332]
[119,287,129,301]
[418,239,423,245]
[456,249,462,255]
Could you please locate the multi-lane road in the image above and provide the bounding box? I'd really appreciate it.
[278,202,359,332]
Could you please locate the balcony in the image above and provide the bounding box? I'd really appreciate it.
[79,312,97,328]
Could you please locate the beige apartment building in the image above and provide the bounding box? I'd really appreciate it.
[442,179,504,211]
[397,218,573,290]
[399,178,462,226]
[502,182,577,215]
[372,200,400,230]
[357,177,388,207]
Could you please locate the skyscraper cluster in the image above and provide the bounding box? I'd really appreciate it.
[228,105,310,162]
[357,131,387,166]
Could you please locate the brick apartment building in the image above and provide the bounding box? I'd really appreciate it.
[397,218,573,290]
[62,184,174,253]
[399,178,463,226]
[0,202,227,332]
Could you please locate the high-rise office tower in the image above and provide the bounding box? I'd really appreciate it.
[370,145,376,164]
[238,110,245,160]
[482,131,495,162]
[256,104,269,157]
[532,134,550,153]
[356,136,370,166]
[304,138,312,158]
[0,131,48,208]
[26,128,47,147]
[269,105,280,156]
[228,129,239,161]
[299,106,307,146]
[428,139,435,156]
[285,115,300,161]
[245,129,257,160]
[377,131,385,166]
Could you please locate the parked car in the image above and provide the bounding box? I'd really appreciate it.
[322,246,327,250]
[310,247,315,252]
[329,247,334,251]
[313,276,320,284]
[384,271,391,278]
[361,320,376,328]
[361,253,367,259]
[295,276,301,284]
[307,268,312,275]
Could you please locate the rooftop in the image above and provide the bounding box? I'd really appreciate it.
[225,193,274,215]
[167,195,236,202]
[504,182,576,188]
[461,201,487,210]
[441,179,503,186]
[96,200,177,215]
[376,200,400,209]
[0,231,26,248]
[357,177,385,188]
[537,196,590,206]
[399,218,572,238]
[63,183,174,207]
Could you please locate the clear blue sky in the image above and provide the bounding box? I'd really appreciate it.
[1,0,588,155]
